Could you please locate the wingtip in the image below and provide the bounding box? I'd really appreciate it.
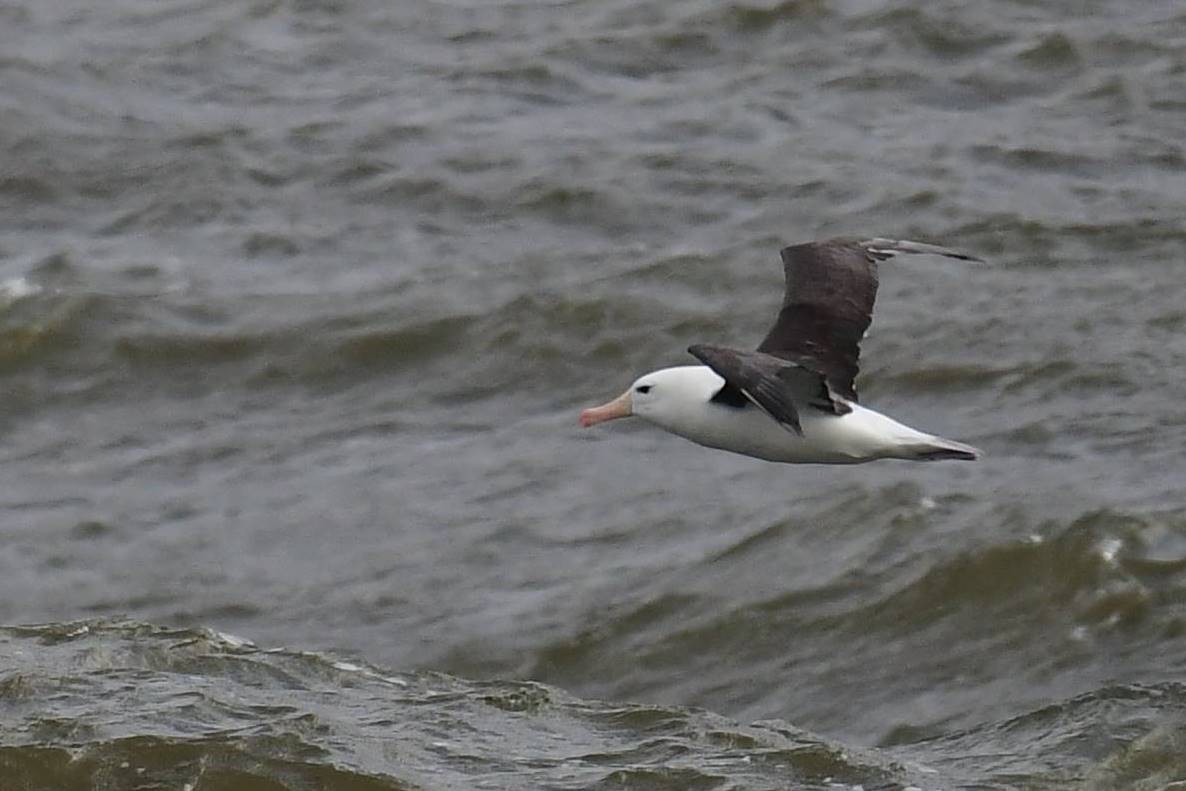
[861,237,985,263]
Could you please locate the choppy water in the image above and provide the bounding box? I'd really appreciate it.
[2,0,1186,789]
[4,621,1186,790]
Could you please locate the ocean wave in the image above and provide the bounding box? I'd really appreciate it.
[3,619,1184,790]
[0,619,937,791]
[515,500,1186,746]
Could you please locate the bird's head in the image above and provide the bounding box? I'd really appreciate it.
[579,367,717,429]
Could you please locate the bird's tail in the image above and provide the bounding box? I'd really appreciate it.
[903,435,982,461]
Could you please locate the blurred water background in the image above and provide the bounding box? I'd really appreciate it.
[2,0,1186,788]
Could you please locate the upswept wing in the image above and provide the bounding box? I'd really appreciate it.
[756,237,982,402]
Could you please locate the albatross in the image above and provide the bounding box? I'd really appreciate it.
[579,237,982,464]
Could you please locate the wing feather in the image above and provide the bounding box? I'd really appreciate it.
[756,237,981,400]
[688,344,851,435]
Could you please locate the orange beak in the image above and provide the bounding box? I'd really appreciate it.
[579,389,633,427]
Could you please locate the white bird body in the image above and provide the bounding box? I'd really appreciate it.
[622,366,977,464]
[579,237,982,465]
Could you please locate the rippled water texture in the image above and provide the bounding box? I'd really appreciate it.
[2,0,1186,789]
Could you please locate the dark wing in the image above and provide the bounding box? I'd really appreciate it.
[688,344,851,435]
[756,237,982,402]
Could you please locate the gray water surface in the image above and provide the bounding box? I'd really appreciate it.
[2,0,1186,788]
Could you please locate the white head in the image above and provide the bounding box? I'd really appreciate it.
[579,366,724,432]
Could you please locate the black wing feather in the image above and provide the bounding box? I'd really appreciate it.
[690,237,980,425]
[688,344,850,436]
[756,237,982,401]
[756,240,878,402]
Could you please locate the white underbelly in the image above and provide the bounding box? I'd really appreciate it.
[671,402,929,464]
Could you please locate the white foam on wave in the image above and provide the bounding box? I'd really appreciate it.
[0,276,41,302]
[331,658,410,687]
[210,629,256,648]
[1097,536,1123,564]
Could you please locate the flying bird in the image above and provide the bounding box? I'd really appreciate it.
[579,237,982,463]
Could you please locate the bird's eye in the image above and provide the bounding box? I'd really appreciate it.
[635,385,652,394]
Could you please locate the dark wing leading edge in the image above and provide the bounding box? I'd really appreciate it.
[756,237,982,402]
[687,344,849,435]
